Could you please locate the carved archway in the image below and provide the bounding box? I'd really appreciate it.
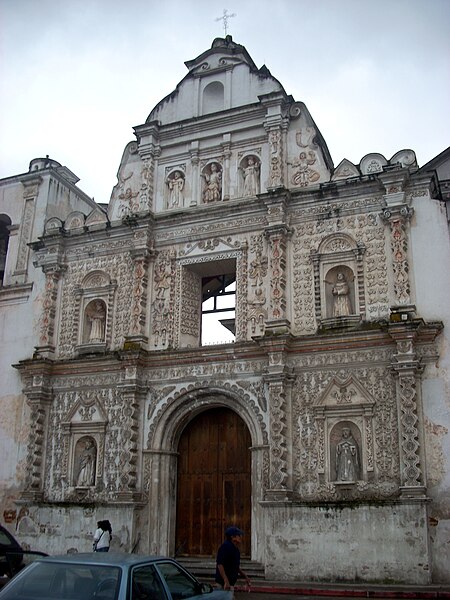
[175,407,251,557]
[144,384,267,560]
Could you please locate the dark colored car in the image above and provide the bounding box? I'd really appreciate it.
[0,552,228,599]
[0,525,23,577]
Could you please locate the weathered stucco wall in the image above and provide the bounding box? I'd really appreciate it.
[14,505,137,555]
[264,503,430,584]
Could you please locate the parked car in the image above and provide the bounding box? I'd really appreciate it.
[0,525,48,588]
[0,552,228,599]
[0,525,23,578]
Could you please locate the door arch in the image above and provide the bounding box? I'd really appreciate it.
[176,407,251,557]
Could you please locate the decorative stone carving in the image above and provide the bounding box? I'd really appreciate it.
[381,205,414,306]
[75,437,97,487]
[85,300,106,343]
[327,268,355,318]
[166,169,185,208]
[291,151,320,187]
[333,424,361,482]
[241,155,260,196]
[267,129,283,189]
[360,153,387,175]
[201,162,222,202]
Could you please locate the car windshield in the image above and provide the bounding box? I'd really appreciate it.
[0,561,121,600]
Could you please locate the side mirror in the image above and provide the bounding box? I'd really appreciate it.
[200,582,213,594]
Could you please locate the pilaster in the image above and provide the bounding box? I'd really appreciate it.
[261,340,294,500]
[388,321,426,498]
[380,169,415,314]
[263,192,291,334]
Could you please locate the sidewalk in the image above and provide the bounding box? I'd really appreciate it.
[233,579,450,598]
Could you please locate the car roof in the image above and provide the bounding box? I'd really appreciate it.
[34,553,174,567]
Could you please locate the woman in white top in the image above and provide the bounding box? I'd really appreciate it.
[93,519,112,552]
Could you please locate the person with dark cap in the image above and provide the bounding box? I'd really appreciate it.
[215,526,251,596]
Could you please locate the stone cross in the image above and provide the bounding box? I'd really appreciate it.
[215,9,236,36]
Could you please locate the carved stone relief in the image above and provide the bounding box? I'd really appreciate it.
[293,212,389,335]
[381,207,414,306]
[165,167,186,208]
[42,383,142,502]
[59,254,133,358]
[151,250,175,349]
[74,270,116,354]
[268,129,283,189]
[247,235,268,336]
[240,155,261,197]
[293,360,398,501]
[74,437,97,487]
[201,161,223,203]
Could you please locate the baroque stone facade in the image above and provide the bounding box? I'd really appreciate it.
[1,37,450,583]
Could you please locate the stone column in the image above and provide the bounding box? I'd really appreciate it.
[14,178,41,283]
[263,346,294,500]
[136,122,160,212]
[389,322,426,498]
[222,135,231,200]
[264,194,291,335]
[380,169,415,318]
[126,247,153,348]
[18,369,53,501]
[116,362,147,501]
[36,262,65,358]
[189,142,200,206]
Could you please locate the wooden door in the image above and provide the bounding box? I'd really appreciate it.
[176,408,251,557]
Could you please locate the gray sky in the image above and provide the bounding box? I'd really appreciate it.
[1,0,449,204]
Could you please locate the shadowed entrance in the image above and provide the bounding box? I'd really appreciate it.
[176,407,251,557]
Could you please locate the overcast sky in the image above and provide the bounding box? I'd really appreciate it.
[1,0,449,204]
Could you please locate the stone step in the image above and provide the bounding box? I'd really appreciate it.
[178,557,265,580]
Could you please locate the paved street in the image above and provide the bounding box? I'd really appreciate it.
[235,594,345,600]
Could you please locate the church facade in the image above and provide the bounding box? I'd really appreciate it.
[1,37,449,584]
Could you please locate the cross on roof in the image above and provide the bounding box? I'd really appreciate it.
[215,9,236,36]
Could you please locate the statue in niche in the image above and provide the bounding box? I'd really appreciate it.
[87,301,106,343]
[202,162,222,202]
[242,156,260,196]
[335,427,360,482]
[332,272,352,317]
[167,170,185,207]
[76,438,97,487]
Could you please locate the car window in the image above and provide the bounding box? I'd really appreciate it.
[0,561,121,600]
[131,564,167,599]
[155,562,201,600]
[0,530,14,546]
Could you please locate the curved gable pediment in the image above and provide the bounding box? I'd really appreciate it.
[147,37,284,125]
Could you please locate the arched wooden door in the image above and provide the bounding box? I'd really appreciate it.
[176,407,251,557]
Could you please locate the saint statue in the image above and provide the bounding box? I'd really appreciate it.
[242,156,260,196]
[202,163,222,203]
[76,439,96,486]
[335,427,360,482]
[88,301,106,342]
[167,171,184,207]
[332,272,352,317]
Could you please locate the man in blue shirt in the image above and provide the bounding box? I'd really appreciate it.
[215,526,251,595]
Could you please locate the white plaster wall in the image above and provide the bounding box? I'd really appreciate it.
[264,503,430,584]
[410,193,450,582]
[149,63,282,125]
[14,505,136,555]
